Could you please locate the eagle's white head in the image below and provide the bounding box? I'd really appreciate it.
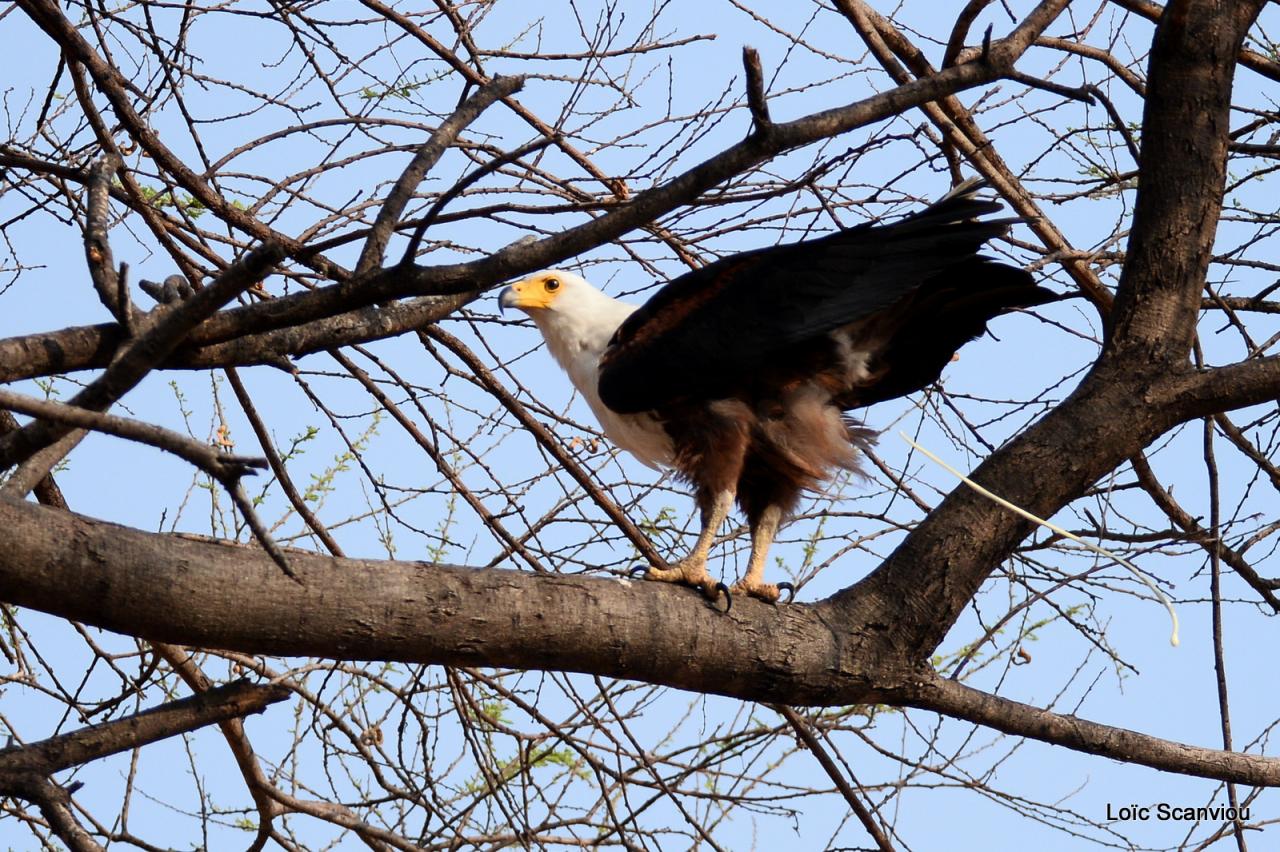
[498,270,637,373]
[498,269,672,468]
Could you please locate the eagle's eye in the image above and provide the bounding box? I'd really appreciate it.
[544,278,560,292]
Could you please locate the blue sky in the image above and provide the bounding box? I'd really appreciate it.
[2,1,1278,848]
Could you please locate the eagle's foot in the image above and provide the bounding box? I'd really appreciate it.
[730,579,795,604]
[632,560,730,608]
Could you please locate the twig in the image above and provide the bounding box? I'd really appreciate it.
[902,432,1180,646]
[399,135,555,267]
[1204,419,1248,852]
[1084,83,1142,164]
[1130,451,1280,605]
[0,385,292,577]
[151,644,284,851]
[773,705,895,852]
[424,327,666,568]
[1,431,89,501]
[356,75,524,274]
[329,347,545,572]
[836,0,1115,315]
[0,241,285,471]
[741,46,772,134]
[0,386,266,482]
[225,367,345,557]
[1005,71,1142,165]
[227,478,297,581]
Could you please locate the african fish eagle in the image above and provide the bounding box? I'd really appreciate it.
[499,180,1053,605]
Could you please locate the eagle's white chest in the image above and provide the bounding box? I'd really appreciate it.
[535,308,674,470]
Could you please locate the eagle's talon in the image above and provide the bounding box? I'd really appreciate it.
[629,563,728,610]
[776,581,795,604]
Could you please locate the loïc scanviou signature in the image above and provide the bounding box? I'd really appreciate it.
[1107,802,1250,822]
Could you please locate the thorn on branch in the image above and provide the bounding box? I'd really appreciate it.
[742,46,772,136]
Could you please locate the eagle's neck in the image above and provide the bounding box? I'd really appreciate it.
[530,288,674,469]
[531,290,636,396]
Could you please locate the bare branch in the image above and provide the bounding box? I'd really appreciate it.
[0,680,288,779]
[355,74,524,275]
[908,673,1280,787]
[0,241,285,469]
[424,327,667,568]
[0,386,267,481]
[81,154,127,323]
[741,46,772,134]
[943,0,997,69]
[774,705,895,852]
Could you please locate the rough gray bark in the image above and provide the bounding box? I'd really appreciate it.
[2,0,1279,847]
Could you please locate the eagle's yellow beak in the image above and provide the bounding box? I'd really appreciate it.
[498,274,563,313]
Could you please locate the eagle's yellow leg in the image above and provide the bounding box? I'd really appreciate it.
[731,505,790,603]
[641,489,733,599]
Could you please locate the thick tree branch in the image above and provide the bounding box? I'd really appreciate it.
[0,495,909,707]
[1108,0,1268,361]
[1154,354,1280,419]
[2,495,1278,790]
[6,0,1279,844]
[1109,0,1280,84]
[0,294,474,385]
[833,0,1267,657]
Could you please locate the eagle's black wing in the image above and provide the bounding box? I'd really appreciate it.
[598,183,1054,414]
